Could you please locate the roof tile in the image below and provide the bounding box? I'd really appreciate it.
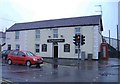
[7,15,103,32]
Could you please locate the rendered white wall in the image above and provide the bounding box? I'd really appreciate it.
[6,25,102,59]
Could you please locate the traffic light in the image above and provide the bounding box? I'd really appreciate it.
[77,35,80,43]
[73,34,77,46]
[73,34,81,46]
[81,35,85,45]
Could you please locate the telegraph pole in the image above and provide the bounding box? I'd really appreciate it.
[95,5,104,41]
[0,45,1,57]
[109,30,111,45]
[117,25,119,58]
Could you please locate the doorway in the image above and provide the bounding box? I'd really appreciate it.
[53,42,58,59]
[54,46,58,58]
[8,44,11,50]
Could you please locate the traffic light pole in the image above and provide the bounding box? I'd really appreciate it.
[78,40,81,65]
[78,43,81,64]
[73,34,82,64]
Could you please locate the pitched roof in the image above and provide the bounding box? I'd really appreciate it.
[7,15,103,32]
[0,32,6,38]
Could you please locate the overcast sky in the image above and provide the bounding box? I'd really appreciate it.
[0,0,119,38]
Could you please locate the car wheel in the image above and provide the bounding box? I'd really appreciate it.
[26,61,31,67]
[8,59,12,65]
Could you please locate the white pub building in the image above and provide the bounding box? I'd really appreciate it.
[5,15,103,60]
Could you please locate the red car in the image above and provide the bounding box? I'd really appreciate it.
[7,50,43,67]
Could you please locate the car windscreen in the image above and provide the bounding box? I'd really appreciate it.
[25,52,35,56]
[2,50,7,54]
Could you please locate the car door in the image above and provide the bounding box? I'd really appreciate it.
[10,51,19,64]
[17,51,26,64]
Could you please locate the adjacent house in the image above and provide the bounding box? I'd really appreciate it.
[5,15,103,60]
[0,31,6,50]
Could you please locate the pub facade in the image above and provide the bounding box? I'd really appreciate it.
[5,15,103,60]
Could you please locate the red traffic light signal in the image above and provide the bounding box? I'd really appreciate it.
[77,35,80,43]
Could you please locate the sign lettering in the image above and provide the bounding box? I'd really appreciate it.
[47,39,65,43]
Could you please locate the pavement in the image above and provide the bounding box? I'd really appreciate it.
[44,58,120,67]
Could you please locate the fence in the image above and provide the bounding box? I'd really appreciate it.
[104,36,120,51]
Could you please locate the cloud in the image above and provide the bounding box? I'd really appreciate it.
[0,0,118,38]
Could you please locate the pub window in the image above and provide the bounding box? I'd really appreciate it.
[75,28,80,35]
[35,44,40,53]
[64,44,70,52]
[42,44,47,52]
[35,30,40,40]
[53,29,58,38]
[16,44,20,50]
[15,31,19,39]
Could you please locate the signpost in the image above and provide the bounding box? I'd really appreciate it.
[47,39,65,43]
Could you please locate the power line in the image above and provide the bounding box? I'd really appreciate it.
[0,17,16,22]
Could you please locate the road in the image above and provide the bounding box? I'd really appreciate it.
[1,58,120,83]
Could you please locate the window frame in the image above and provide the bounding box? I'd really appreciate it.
[16,44,20,50]
[42,44,47,52]
[64,44,70,52]
[53,29,58,38]
[35,30,40,40]
[75,28,80,35]
[35,44,40,53]
[15,31,19,40]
